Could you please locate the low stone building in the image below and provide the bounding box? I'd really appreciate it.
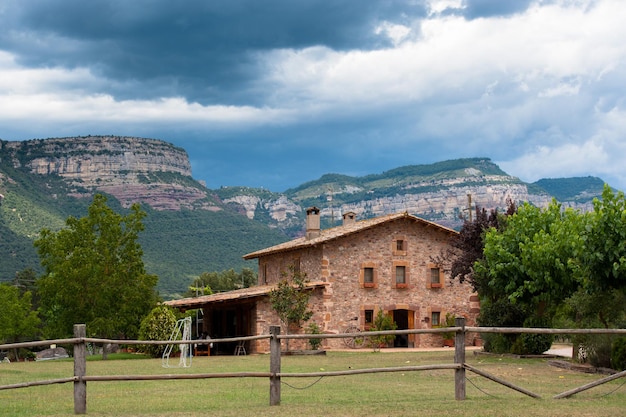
[166,208,479,354]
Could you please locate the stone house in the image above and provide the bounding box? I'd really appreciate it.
[165,208,479,354]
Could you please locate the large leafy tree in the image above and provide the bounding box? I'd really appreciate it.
[472,200,587,354]
[475,200,586,310]
[35,194,158,341]
[472,187,626,355]
[581,185,626,293]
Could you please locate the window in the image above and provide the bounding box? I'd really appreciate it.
[427,263,444,288]
[392,237,407,255]
[360,263,377,288]
[396,266,406,284]
[261,264,268,284]
[392,261,409,288]
[430,267,441,286]
[364,310,374,326]
[364,267,374,284]
[431,311,441,327]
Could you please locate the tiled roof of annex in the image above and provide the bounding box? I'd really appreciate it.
[163,281,328,310]
[243,211,458,260]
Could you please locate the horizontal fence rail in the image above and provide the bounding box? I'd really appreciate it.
[1,321,626,414]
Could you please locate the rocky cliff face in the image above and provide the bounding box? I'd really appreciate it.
[218,169,597,234]
[319,182,552,229]
[0,137,601,233]
[1,136,219,211]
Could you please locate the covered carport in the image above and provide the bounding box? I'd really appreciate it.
[164,286,273,355]
[164,281,328,354]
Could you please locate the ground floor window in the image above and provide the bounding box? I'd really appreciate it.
[431,311,441,327]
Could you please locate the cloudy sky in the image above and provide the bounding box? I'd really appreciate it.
[1,0,625,192]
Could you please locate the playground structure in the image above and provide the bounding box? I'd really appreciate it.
[161,317,193,368]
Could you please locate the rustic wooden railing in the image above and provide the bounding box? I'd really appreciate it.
[2,320,626,414]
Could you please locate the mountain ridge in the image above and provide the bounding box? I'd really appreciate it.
[0,136,610,296]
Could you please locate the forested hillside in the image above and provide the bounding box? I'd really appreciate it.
[0,155,287,298]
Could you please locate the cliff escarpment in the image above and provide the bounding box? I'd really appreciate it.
[1,136,219,211]
[215,159,603,235]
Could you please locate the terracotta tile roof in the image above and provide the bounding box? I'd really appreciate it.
[163,281,328,309]
[243,212,457,260]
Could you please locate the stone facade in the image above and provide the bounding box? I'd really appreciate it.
[246,210,479,352]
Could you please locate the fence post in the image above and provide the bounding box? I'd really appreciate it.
[454,317,466,401]
[269,325,281,406]
[73,324,87,414]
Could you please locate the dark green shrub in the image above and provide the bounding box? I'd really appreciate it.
[513,317,554,355]
[584,335,613,368]
[138,305,178,357]
[478,298,525,353]
[482,333,515,354]
[509,333,553,355]
[611,337,626,371]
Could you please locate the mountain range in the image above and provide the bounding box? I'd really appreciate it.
[0,136,609,298]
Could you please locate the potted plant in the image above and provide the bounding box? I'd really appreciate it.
[441,313,456,347]
[307,322,322,351]
[367,310,397,352]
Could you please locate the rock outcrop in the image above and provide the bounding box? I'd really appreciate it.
[1,136,220,211]
[217,168,597,234]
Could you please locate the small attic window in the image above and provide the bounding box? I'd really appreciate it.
[392,237,407,255]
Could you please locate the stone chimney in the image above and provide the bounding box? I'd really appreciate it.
[342,211,357,226]
[306,206,321,240]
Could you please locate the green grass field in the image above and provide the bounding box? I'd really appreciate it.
[1,350,624,417]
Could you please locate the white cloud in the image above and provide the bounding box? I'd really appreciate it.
[3,1,626,191]
[538,79,581,98]
[426,0,464,16]
[499,139,609,182]
[374,22,412,46]
[264,1,626,110]
[0,51,298,133]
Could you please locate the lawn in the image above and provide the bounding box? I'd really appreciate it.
[1,350,624,417]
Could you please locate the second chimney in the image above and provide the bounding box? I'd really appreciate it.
[306,207,321,239]
[342,211,357,226]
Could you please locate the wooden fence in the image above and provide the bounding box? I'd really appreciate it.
[1,319,626,414]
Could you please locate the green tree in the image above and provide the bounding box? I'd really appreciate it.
[0,283,40,359]
[269,267,313,351]
[581,185,626,293]
[473,201,586,353]
[556,288,626,366]
[475,200,585,312]
[184,268,257,297]
[434,201,516,292]
[138,304,178,357]
[12,268,38,295]
[35,194,158,346]
[472,189,626,356]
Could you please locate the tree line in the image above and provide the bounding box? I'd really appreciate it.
[0,194,257,360]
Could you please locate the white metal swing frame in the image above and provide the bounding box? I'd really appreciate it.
[161,316,193,368]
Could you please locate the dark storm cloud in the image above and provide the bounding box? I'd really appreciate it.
[0,0,426,105]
